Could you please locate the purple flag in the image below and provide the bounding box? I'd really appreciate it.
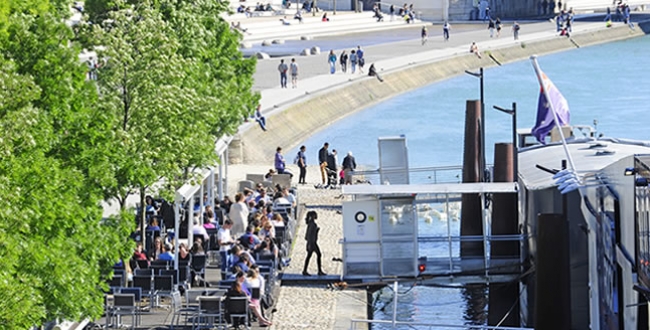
[531,72,570,143]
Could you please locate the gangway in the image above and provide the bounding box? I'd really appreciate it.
[340,182,525,286]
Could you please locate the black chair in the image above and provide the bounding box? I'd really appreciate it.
[109,275,123,289]
[225,295,249,329]
[134,268,154,277]
[120,287,143,324]
[191,255,207,287]
[251,287,261,300]
[151,259,171,271]
[136,259,149,269]
[153,275,174,308]
[132,275,153,309]
[109,293,138,328]
[159,269,178,285]
[196,295,224,329]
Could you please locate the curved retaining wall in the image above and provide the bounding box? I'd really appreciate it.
[232,23,647,164]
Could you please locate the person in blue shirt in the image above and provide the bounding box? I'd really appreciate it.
[158,243,174,261]
[356,46,365,74]
[238,225,262,250]
[274,146,293,177]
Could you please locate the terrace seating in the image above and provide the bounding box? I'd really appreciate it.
[107,293,138,329]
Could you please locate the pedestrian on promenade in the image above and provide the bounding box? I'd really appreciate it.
[278,59,288,88]
[357,46,365,74]
[488,18,495,37]
[349,50,358,74]
[442,21,451,41]
[390,4,395,21]
[297,145,307,184]
[339,50,348,73]
[421,25,428,45]
[302,210,326,276]
[290,58,298,88]
[495,17,502,37]
[328,50,337,74]
[318,142,329,185]
[342,151,357,184]
[512,21,520,40]
[275,146,293,177]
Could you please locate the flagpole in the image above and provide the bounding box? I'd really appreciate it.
[529,55,577,172]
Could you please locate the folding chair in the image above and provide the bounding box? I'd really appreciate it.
[119,287,143,325]
[132,275,153,310]
[191,255,208,287]
[153,275,174,308]
[134,268,154,277]
[225,295,250,329]
[170,291,198,329]
[136,259,150,269]
[195,295,224,329]
[109,293,137,328]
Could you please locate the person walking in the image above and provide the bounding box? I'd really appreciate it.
[278,59,288,88]
[356,46,365,74]
[339,50,348,73]
[302,211,326,276]
[389,4,395,21]
[421,25,428,45]
[290,58,299,88]
[328,50,337,74]
[495,17,502,37]
[488,18,495,38]
[342,151,357,184]
[349,50,358,74]
[318,142,329,185]
[512,21,520,40]
[297,145,307,184]
[442,21,451,41]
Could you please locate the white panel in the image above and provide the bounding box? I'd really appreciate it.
[342,200,380,241]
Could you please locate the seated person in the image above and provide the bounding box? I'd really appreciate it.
[192,218,210,241]
[237,5,245,13]
[265,3,273,11]
[255,189,271,204]
[322,12,329,21]
[258,221,276,239]
[203,205,216,226]
[234,252,252,273]
[191,240,206,256]
[158,243,175,261]
[264,168,276,181]
[245,266,273,326]
[470,42,482,58]
[146,217,161,232]
[270,213,285,227]
[238,225,262,250]
[224,279,250,328]
[178,242,191,262]
[294,11,303,23]
[280,16,291,25]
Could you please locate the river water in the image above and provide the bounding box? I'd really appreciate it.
[290,35,650,327]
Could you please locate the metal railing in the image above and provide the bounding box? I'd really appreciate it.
[351,165,466,185]
[349,319,534,330]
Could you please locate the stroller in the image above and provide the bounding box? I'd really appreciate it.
[315,167,339,189]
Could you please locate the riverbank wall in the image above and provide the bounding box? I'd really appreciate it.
[231,23,648,165]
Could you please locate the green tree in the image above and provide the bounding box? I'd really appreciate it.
[0,13,133,328]
[92,0,258,232]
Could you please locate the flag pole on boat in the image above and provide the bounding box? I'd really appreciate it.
[529,55,577,172]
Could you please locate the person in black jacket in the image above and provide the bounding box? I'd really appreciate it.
[342,151,357,185]
[318,142,329,185]
[302,211,326,276]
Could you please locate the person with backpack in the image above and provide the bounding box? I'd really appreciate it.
[296,145,307,184]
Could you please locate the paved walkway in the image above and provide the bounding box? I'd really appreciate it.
[239,18,610,134]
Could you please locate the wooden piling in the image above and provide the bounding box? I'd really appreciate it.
[488,142,520,326]
[461,100,484,257]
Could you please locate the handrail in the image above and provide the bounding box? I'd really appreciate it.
[349,319,534,330]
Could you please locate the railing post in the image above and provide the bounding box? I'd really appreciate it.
[392,281,398,328]
[481,192,489,279]
[446,194,453,273]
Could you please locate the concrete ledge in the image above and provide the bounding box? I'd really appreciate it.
[232,24,646,164]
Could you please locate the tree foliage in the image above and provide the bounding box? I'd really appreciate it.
[0,0,256,326]
[91,0,258,227]
[0,13,133,328]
